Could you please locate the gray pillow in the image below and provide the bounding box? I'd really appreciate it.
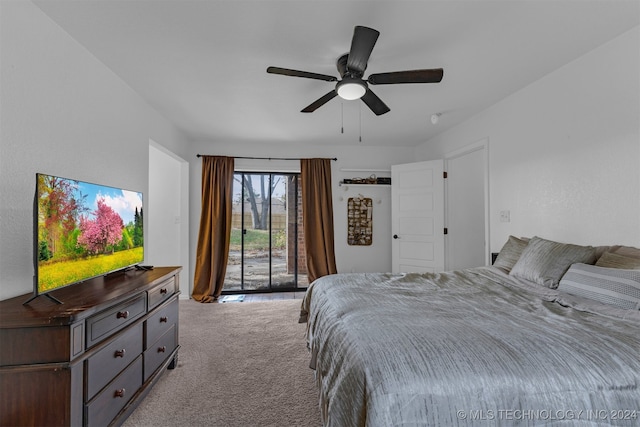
[509,236,597,288]
[596,252,640,269]
[493,236,529,272]
[558,263,640,310]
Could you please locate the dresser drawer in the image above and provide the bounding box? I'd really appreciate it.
[86,294,146,348]
[146,297,178,348]
[86,322,143,400]
[147,277,176,310]
[85,355,143,427]
[144,325,177,381]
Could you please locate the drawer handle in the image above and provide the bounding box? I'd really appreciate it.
[160,316,168,323]
[114,388,126,398]
[158,346,166,353]
[114,349,126,358]
[117,310,129,319]
[160,288,168,295]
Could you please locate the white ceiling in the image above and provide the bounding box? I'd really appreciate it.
[33,0,640,147]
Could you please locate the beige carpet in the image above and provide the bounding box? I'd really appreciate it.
[122,298,322,427]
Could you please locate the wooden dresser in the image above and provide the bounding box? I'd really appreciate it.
[0,266,181,427]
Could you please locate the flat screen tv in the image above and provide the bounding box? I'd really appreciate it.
[26,173,144,304]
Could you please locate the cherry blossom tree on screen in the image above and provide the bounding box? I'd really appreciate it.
[77,199,124,254]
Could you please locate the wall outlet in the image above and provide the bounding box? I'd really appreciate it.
[500,210,511,223]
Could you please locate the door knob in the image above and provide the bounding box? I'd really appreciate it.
[393,234,399,239]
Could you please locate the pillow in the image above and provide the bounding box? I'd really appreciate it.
[493,236,529,272]
[596,252,640,269]
[594,245,618,260]
[613,245,640,260]
[558,263,640,310]
[509,236,597,288]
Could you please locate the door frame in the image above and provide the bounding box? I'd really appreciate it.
[148,140,190,299]
[444,138,490,268]
[222,171,307,293]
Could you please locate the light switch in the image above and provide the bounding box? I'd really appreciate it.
[500,210,510,223]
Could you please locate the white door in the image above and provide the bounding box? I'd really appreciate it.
[391,160,445,273]
[446,145,487,270]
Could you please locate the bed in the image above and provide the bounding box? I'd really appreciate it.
[300,236,640,426]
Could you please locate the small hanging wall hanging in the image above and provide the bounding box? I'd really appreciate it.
[347,196,373,246]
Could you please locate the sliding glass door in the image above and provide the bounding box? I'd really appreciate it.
[223,172,308,293]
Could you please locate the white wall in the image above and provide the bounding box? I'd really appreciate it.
[4,2,635,302]
[416,27,640,252]
[0,1,188,300]
[184,142,415,294]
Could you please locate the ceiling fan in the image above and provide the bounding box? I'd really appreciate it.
[267,26,443,116]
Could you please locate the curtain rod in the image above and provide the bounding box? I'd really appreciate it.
[196,154,337,161]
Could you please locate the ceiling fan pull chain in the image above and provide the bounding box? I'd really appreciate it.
[341,102,344,134]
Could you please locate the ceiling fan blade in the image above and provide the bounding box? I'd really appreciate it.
[361,89,390,116]
[368,68,444,85]
[267,66,337,82]
[346,26,380,75]
[301,90,338,113]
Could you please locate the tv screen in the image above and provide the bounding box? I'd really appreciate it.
[34,173,144,298]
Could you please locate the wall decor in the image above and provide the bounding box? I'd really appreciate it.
[347,197,373,246]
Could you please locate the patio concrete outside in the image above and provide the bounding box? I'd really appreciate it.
[223,249,308,291]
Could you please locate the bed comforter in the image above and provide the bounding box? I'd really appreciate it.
[300,267,640,426]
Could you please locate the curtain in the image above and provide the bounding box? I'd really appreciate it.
[192,156,234,302]
[301,158,337,283]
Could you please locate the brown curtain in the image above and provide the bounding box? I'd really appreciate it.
[301,158,337,283]
[192,156,234,302]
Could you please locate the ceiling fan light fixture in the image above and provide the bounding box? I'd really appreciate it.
[336,79,366,100]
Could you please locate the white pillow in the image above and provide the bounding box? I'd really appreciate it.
[558,263,640,310]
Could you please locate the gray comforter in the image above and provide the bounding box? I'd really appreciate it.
[300,267,640,426]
